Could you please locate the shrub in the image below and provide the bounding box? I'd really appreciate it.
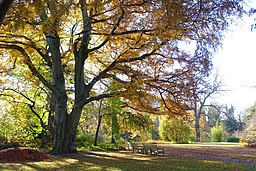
[211,123,224,142]
[0,142,20,150]
[98,143,126,151]
[189,134,196,142]
[76,134,95,149]
[160,117,191,144]
[240,134,256,147]
[227,135,240,142]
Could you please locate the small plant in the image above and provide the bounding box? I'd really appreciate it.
[211,122,224,142]
[227,135,240,142]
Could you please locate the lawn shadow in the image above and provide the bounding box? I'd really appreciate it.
[1,148,256,171]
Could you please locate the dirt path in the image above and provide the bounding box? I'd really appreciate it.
[163,145,256,167]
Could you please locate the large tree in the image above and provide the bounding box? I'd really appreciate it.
[188,73,223,142]
[0,0,244,154]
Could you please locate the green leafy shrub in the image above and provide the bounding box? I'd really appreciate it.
[160,117,191,144]
[76,134,95,149]
[98,143,126,151]
[211,123,224,142]
[227,135,240,142]
[189,134,196,142]
[76,134,126,151]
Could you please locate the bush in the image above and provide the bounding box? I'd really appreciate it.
[0,142,20,150]
[76,134,126,151]
[76,134,95,149]
[160,117,191,144]
[211,123,224,142]
[240,134,256,147]
[189,134,196,142]
[227,135,240,142]
[98,143,126,151]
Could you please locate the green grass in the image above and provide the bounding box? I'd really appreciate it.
[0,150,255,171]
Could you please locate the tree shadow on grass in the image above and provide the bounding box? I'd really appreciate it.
[1,151,256,171]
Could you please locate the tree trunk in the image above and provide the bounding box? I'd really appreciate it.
[195,115,200,142]
[111,112,119,144]
[94,100,103,146]
[94,115,102,146]
[46,35,72,154]
[52,93,69,154]
[194,103,201,142]
[51,100,84,154]
[47,92,55,141]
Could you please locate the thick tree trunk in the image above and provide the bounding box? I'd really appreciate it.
[46,35,72,154]
[51,103,83,154]
[52,93,69,154]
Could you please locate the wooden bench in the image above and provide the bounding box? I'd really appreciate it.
[148,144,165,156]
[130,143,145,153]
[129,143,165,156]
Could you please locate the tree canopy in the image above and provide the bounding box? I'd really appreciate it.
[0,0,245,154]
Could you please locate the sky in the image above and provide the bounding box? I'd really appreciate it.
[212,13,256,115]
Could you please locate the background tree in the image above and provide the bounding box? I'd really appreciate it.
[188,73,223,142]
[159,116,192,143]
[222,105,240,133]
[239,102,256,144]
[0,0,244,154]
[205,103,223,128]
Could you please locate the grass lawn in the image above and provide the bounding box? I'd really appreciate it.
[1,143,256,171]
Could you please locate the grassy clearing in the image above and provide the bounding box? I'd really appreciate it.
[1,149,255,171]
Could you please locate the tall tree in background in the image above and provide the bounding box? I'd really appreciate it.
[205,103,223,128]
[0,0,244,154]
[222,105,239,133]
[188,74,223,142]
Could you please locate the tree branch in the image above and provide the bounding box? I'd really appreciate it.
[0,44,56,93]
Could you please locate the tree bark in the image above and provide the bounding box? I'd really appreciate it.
[94,100,103,146]
[46,34,71,154]
[52,93,68,154]
[0,0,14,24]
[47,92,55,141]
[194,102,201,142]
[195,115,201,142]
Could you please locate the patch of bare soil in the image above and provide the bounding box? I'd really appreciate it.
[164,145,256,166]
[0,147,55,163]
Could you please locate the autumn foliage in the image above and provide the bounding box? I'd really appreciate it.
[0,147,54,163]
[0,0,244,153]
